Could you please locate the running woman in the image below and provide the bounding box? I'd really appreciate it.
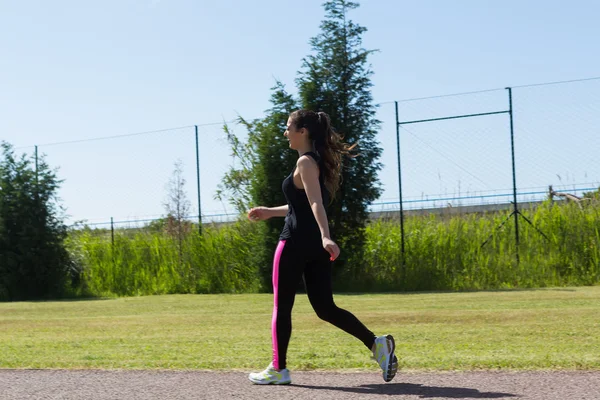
[247,110,398,385]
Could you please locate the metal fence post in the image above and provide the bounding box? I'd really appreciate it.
[506,87,520,264]
[110,217,115,247]
[195,125,202,235]
[34,145,39,185]
[395,101,406,267]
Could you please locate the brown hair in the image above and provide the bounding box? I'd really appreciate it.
[290,110,357,200]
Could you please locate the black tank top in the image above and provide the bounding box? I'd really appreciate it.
[279,152,330,250]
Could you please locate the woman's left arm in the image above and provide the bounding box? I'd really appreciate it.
[297,157,340,261]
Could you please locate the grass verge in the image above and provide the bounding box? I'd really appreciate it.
[1,286,598,371]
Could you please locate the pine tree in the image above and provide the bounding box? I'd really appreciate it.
[0,142,71,300]
[296,0,383,283]
[217,1,382,288]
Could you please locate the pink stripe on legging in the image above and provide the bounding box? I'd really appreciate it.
[271,240,286,370]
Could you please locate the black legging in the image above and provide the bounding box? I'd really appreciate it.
[271,239,376,370]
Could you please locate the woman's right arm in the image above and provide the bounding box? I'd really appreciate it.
[267,205,289,217]
[248,205,288,221]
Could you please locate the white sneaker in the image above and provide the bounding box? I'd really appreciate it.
[372,335,399,382]
[248,362,291,385]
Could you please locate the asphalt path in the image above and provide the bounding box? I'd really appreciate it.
[2,370,600,400]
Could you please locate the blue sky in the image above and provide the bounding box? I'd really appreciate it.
[1,1,599,225]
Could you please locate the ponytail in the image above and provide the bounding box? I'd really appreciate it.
[290,110,357,201]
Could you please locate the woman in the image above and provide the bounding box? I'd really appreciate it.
[247,110,398,385]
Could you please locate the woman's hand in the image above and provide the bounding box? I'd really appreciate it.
[247,207,271,222]
[322,237,340,261]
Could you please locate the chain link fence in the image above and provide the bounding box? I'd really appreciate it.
[19,122,238,232]
[13,77,600,236]
[372,78,599,217]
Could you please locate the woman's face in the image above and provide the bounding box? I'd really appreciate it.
[284,117,306,150]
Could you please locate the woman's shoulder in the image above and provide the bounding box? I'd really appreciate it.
[298,151,321,164]
[297,153,320,170]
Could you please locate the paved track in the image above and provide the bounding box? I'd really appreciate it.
[1,370,599,400]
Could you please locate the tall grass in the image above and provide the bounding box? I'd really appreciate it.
[359,200,600,291]
[68,200,600,296]
[67,221,263,297]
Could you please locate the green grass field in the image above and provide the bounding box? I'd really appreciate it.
[1,287,599,371]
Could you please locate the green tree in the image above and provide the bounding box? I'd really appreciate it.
[296,0,383,283]
[216,82,298,289]
[0,143,72,300]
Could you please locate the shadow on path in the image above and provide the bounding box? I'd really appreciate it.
[292,382,517,398]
